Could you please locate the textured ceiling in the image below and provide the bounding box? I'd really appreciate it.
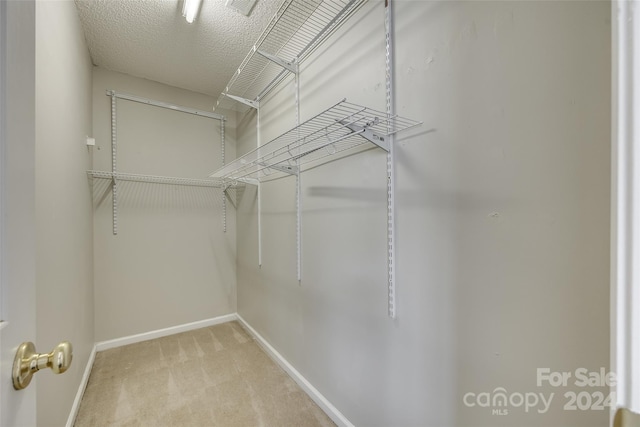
[74,0,283,97]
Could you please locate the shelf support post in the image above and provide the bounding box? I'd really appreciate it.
[295,62,302,282]
[339,119,390,152]
[221,118,226,233]
[225,94,259,110]
[257,105,262,268]
[385,0,397,319]
[256,49,298,74]
[222,184,237,208]
[110,91,118,236]
[257,162,298,175]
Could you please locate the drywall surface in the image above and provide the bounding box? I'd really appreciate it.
[236,1,611,426]
[34,1,94,426]
[92,68,237,342]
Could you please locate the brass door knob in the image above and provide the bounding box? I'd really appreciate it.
[12,341,73,390]
[614,407,640,427]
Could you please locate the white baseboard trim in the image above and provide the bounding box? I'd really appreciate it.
[66,344,97,427]
[95,313,238,352]
[236,314,354,427]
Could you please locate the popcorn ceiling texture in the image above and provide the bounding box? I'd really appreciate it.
[74,0,282,97]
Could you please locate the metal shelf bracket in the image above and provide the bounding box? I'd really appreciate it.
[223,185,237,209]
[258,162,299,175]
[256,49,298,74]
[339,119,389,152]
[224,94,259,110]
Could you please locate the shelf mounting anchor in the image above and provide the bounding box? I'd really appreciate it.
[223,94,259,110]
[257,162,299,175]
[339,119,389,152]
[256,50,298,74]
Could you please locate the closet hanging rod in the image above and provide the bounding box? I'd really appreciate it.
[87,171,224,188]
[107,90,225,121]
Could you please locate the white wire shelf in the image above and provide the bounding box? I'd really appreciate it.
[214,0,367,112]
[209,99,422,183]
[87,171,224,188]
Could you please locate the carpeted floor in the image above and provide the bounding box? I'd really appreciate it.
[74,321,336,427]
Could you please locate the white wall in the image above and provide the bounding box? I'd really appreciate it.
[34,1,94,426]
[92,68,237,342]
[236,1,611,426]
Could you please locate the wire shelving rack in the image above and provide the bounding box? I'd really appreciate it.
[209,99,421,183]
[214,0,367,112]
[87,171,224,188]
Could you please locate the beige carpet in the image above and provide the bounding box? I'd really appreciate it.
[74,321,336,427]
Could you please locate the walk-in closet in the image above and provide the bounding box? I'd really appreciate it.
[0,0,622,426]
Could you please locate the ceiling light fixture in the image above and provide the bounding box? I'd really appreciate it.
[182,0,203,24]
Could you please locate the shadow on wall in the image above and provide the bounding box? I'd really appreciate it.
[209,232,236,303]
